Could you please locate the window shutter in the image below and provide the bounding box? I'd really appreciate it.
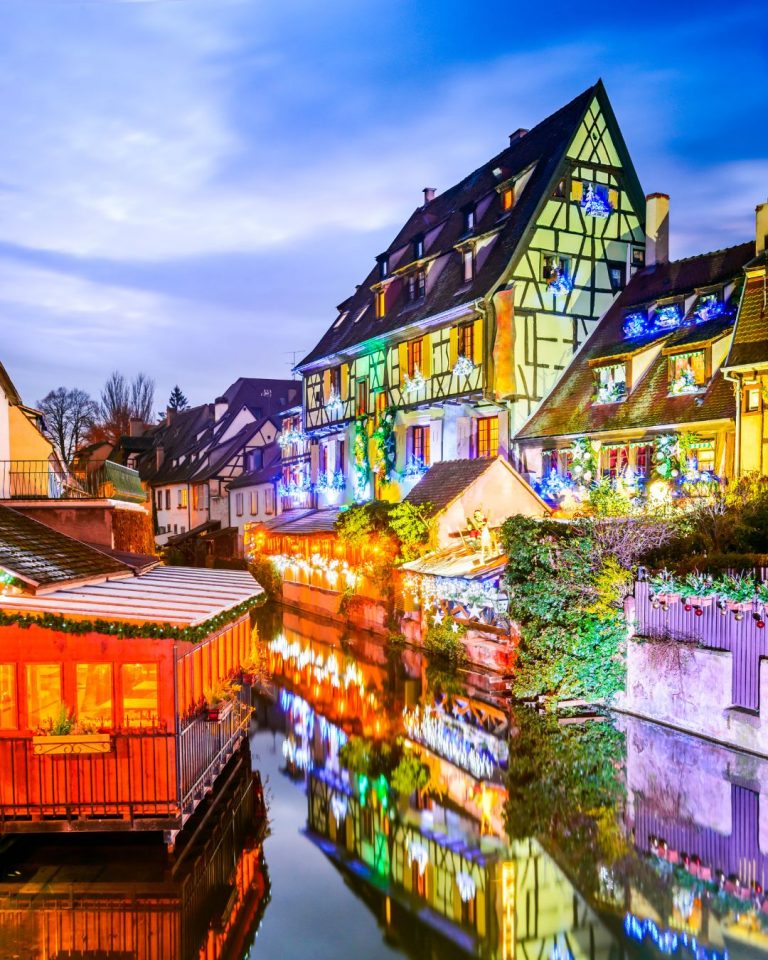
[421,335,432,377]
[570,178,583,202]
[472,317,483,366]
[398,343,408,384]
[340,364,349,401]
[322,369,331,402]
[609,188,619,210]
[449,327,459,368]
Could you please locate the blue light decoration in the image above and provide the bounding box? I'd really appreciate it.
[655,303,684,330]
[533,469,577,506]
[314,469,346,493]
[580,183,613,219]
[278,471,312,499]
[622,914,726,960]
[402,455,429,481]
[548,270,572,296]
[623,311,649,338]
[695,296,726,324]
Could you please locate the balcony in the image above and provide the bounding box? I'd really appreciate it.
[0,460,145,504]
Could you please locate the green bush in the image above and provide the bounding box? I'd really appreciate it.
[424,617,468,667]
[391,752,430,798]
[248,557,282,600]
[387,501,434,561]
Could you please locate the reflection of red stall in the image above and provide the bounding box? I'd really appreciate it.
[0,564,262,837]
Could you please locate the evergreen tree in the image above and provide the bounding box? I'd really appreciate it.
[167,385,189,412]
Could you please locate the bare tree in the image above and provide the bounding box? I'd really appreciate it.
[95,371,156,444]
[38,387,99,464]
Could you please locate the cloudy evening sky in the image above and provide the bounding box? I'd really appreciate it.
[1,0,766,410]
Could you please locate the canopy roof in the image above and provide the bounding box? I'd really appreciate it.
[0,566,262,628]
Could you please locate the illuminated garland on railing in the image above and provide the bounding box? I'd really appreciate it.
[623,914,726,960]
[403,368,426,395]
[314,470,346,493]
[453,355,476,377]
[403,704,507,780]
[0,595,264,643]
[278,427,308,447]
[401,455,429,481]
[269,634,367,697]
[403,572,509,620]
[325,387,344,418]
[456,871,477,902]
[270,553,359,589]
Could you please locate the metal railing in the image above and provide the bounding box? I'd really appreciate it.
[0,460,142,502]
[179,700,252,814]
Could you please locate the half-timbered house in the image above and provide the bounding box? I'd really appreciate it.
[295,81,646,505]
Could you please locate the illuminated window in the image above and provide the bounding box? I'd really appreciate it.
[375,289,386,319]
[501,186,514,211]
[122,664,159,728]
[356,379,368,417]
[265,488,275,516]
[375,391,387,423]
[410,425,431,466]
[0,665,17,729]
[26,664,62,729]
[178,488,188,509]
[462,248,474,283]
[476,417,499,459]
[76,663,113,728]
[669,351,706,393]
[604,446,629,480]
[413,235,424,260]
[377,254,389,280]
[608,262,625,292]
[407,339,423,377]
[458,323,474,360]
[594,363,627,404]
[746,387,761,412]
[463,206,475,233]
[634,444,653,478]
[695,441,716,473]
[250,491,258,515]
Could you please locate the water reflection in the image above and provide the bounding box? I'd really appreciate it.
[254,606,768,960]
[0,745,269,960]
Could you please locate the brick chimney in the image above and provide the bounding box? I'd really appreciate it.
[756,201,768,256]
[508,128,528,146]
[645,193,670,266]
[423,187,436,204]
[129,416,144,437]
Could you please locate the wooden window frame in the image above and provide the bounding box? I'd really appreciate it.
[458,322,474,360]
[407,339,423,378]
[476,416,499,459]
[356,378,369,417]
[410,425,431,466]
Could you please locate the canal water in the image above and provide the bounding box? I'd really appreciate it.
[1,604,766,959]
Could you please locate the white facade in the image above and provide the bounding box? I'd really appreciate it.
[229,481,277,555]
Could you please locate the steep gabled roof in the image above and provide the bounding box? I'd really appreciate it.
[725,255,768,369]
[0,504,131,592]
[0,362,22,406]
[517,242,754,440]
[299,81,640,370]
[403,459,497,516]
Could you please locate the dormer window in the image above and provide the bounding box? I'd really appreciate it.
[501,186,514,211]
[462,205,475,233]
[462,248,474,283]
[377,255,389,281]
[375,288,386,319]
[407,269,426,302]
[413,235,424,260]
[669,351,706,394]
[594,363,627,404]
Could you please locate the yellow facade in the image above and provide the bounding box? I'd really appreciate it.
[8,405,55,462]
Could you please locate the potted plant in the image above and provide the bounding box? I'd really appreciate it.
[682,572,715,615]
[715,573,757,619]
[648,569,681,608]
[32,705,113,756]
[203,680,238,722]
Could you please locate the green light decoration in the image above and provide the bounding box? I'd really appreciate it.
[371,407,397,485]
[0,595,264,643]
[353,416,371,502]
[357,773,369,807]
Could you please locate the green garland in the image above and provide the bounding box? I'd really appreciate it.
[0,595,264,644]
[371,406,397,485]
[653,433,680,479]
[353,416,370,500]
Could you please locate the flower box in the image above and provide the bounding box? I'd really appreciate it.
[32,733,113,756]
[205,701,233,723]
[656,592,681,605]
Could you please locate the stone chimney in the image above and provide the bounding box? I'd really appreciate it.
[129,416,144,437]
[423,187,436,205]
[756,201,768,256]
[214,397,229,422]
[508,128,528,146]
[645,193,670,267]
[155,444,164,470]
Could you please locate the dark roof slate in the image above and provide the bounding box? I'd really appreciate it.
[518,242,754,440]
[299,82,641,369]
[0,505,130,591]
[725,273,768,368]
[403,459,495,516]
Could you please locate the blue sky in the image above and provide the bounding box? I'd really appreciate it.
[1,0,765,410]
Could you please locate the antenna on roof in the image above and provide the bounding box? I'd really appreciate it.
[286,350,306,378]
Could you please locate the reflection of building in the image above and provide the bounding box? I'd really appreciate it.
[0,745,270,960]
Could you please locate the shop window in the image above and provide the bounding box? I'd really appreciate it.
[669,351,706,394]
[476,417,499,459]
[122,663,159,728]
[634,444,653,478]
[26,664,62,730]
[0,665,17,729]
[594,363,627,404]
[407,339,423,378]
[746,387,761,412]
[76,663,113,728]
[410,425,431,466]
[604,446,629,480]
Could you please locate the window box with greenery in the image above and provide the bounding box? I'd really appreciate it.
[203,679,240,722]
[669,350,706,395]
[594,363,627,404]
[648,570,682,607]
[32,706,113,755]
